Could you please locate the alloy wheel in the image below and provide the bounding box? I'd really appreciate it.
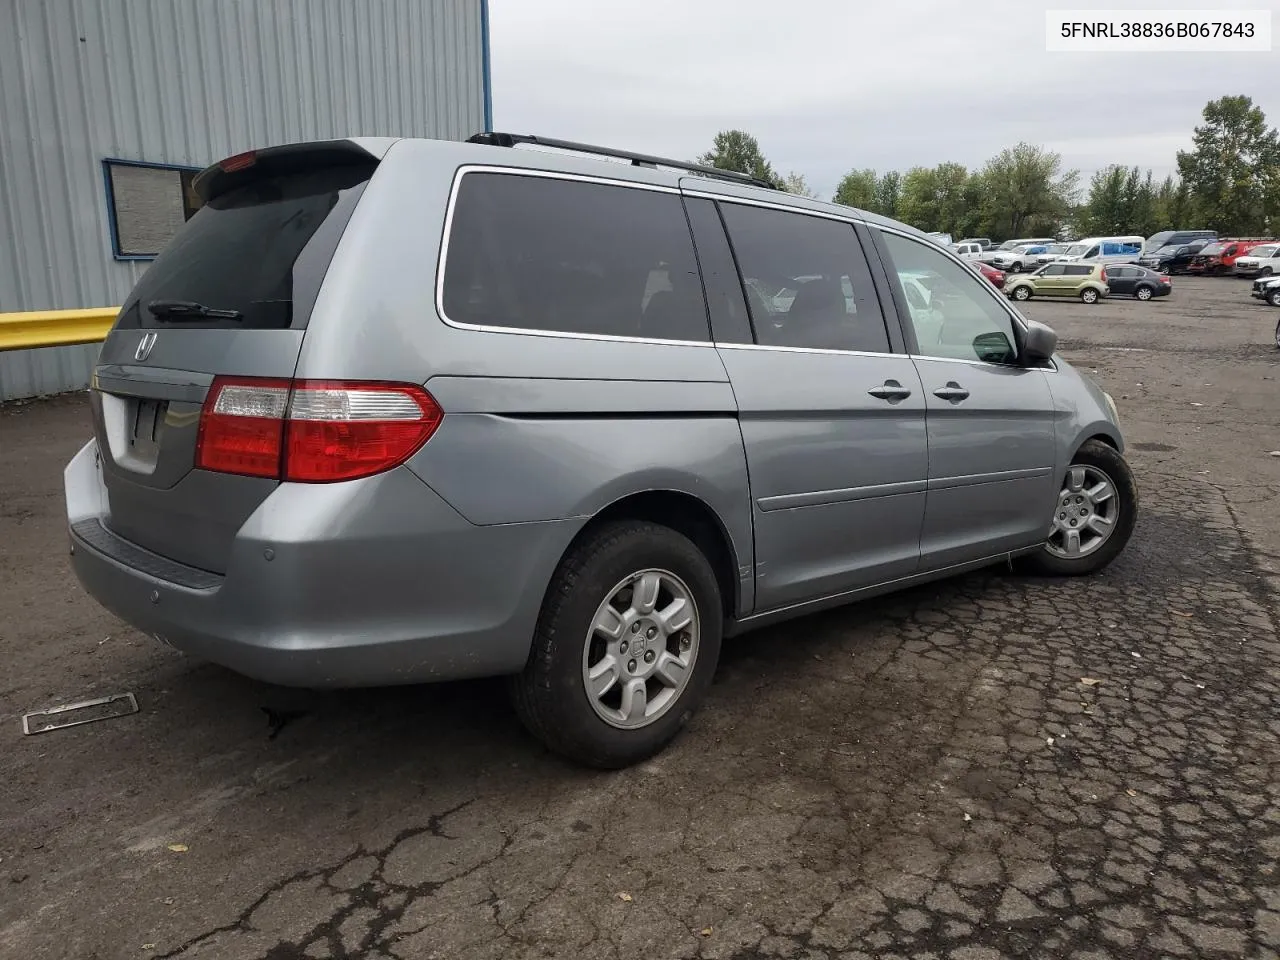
[1047,465,1120,559]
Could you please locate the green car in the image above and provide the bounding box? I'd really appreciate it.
[1005,262,1110,304]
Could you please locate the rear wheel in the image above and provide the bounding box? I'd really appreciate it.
[1135,284,1153,301]
[1012,285,1032,301]
[509,520,722,769]
[1022,440,1138,576]
[1080,287,1100,304]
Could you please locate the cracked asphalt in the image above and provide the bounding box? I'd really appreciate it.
[2,276,1278,960]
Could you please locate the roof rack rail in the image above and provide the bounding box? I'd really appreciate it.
[466,132,779,190]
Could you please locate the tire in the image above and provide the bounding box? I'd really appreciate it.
[1021,440,1138,577]
[1080,287,1100,304]
[1274,316,1280,349]
[508,520,723,769]
[1269,289,1280,308]
[1010,261,1022,273]
[1012,285,1032,301]
[1134,285,1153,301]
[1259,266,1273,278]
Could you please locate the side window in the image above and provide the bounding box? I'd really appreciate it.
[718,204,889,353]
[682,198,752,344]
[1041,264,1066,276]
[1064,265,1093,276]
[441,172,709,341]
[880,231,1018,365]
[1084,245,1099,258]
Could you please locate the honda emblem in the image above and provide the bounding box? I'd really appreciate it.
[134,331,158,362]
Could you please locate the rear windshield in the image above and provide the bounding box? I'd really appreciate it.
[115,163,375,330]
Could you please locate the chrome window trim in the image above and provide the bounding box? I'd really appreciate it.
[682,188,866,226]
[434,165,710,347]
[715,342,900,360]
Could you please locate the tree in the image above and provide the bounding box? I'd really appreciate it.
[1154,175,1194,230]
[834,168,878,209]
[980,143,1079,238]
[1176,95,1280,235]
[779,171,817,198]
[698,130,779,186]
[1081,165,1130,235]
[897,166,942,232]
[875,171,902,220]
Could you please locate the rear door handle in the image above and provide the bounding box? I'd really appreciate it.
[933,381,970,403]
[867,379,912,403]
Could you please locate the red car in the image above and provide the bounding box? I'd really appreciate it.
[968,260,1006,288]
[1188,238,1275,275]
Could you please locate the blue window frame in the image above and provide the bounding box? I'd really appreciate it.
[102,158,205,261]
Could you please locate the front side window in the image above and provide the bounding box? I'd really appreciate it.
[880,231,1018,364]
[1040,264,1066,276]
[719,204,889,353]
[441,172,708,342]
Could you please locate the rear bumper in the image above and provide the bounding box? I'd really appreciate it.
[64,441,581,687]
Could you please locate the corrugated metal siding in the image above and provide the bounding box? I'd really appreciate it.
[0,0,485,401]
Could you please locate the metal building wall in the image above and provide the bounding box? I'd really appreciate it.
[0,0,488,401]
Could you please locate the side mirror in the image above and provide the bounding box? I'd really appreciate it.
[1022,319,1057,362]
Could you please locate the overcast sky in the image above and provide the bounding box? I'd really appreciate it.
[490,0,1280,200]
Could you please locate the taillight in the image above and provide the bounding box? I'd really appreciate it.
[196,378,290,478]
[219,150,257,173]
[196,378,443,483]
[1100,268,1108,282]
[1161,275,1171,283]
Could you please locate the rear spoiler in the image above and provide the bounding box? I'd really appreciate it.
[193,138,398,203]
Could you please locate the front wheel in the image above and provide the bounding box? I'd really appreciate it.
[1080,288,1100,304]
[1274,315,1280,349]
[1021,440,1138,576]
[1010,261,1022,273]
[1269,288,1280,307]
[1012,285,1032,301]
[509,520,723,769]
[1135,285,1153,301]
[1259,266,1273,278]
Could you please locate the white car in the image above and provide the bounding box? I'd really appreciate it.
[1234,243,1280,278]
[990,244,1050,273]
[1034,243,1073,267]
[1251,273,1280,306]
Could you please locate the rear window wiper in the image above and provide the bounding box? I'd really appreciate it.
[147,299,244,322]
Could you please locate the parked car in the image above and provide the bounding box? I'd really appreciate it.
[1102,264,1172,300]
[991,244,1050,273]
[1232,243,1280,278]
[1005,262,1110,303]
[1138,239,1209,275]
[1189,239,1275,275]
[957,237,992,250]
[926,231,953,246]
[1034,243,1073,267]
[1055,237,1144,265]
[62,132,1136,768]
[1140,229,1216,258]
[978,237,1057,265]
[952,241,985,259]
[1253,274,1280,306]
[967,259,1007,288]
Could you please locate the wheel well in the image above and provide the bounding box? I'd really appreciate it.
[581,491,739,619]
[1085,433,1118,451]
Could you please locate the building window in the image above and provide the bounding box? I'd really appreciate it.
[103,159,204,260]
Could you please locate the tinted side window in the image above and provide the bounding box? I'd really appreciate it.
[880,231,1018,364]
[682,198,752,344]
[1041,264,1066,276]
[1064,265,1093,276]
[442,173,708,341]
[719,204,889,353]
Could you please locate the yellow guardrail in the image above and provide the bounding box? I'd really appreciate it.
[0,308,119,352]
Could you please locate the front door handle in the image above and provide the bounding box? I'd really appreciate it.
[867,379,912,403]
[933,381,970,403]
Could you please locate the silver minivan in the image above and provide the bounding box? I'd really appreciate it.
[65,133,1137,768]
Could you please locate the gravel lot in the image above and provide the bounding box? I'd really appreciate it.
[2,276,1278,960]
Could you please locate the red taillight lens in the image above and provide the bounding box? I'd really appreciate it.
[219,150,257,173]
[196,378,290,478]
[284,382,442,482]
[195,378,443,483]
[1100,268,1108,282]
[1161,275,1171,283]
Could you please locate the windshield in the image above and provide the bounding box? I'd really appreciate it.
[1064,244,1090,257]
[1199,242,1225,256]
[1246,244,1278,258]
[996,241,1019,250]
[1045,244,1067,253]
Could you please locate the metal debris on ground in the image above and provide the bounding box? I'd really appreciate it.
[21,693,138,735]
